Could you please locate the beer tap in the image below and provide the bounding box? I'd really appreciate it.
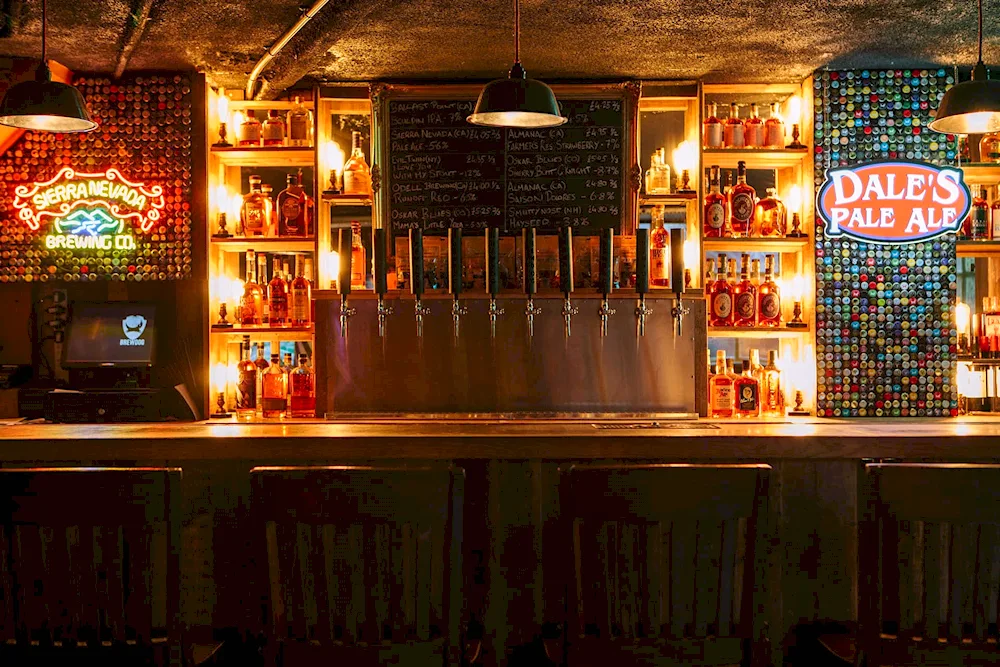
[486,228,504,338]
[338,228,355,338]
[669,228,690,337]
[522,228,541,337]
[597,228,616,337]
[373,228,392,337]
[558,226,578,337]
[410,228,430,338]
[448,227,467,340]
[634,228,652,336]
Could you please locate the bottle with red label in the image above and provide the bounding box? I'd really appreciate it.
[728,161,756,237]
[733,253,758,327]
[703,166,727,237]
[991,187,1000,240]
[734,359,760,418]
[703,103,723,148]
[723,103,745,148]
[764,102,784,148]
[650,205,670,287]
[709,350,736,418]
[970,184,989,240]
[744,103,764,148]
[758,254,781,327]
[708,253,734,327]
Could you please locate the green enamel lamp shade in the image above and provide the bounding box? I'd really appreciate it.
[468,63,566,128]
[0,62,97,133]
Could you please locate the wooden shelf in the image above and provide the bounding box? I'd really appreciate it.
[703,236,810,253]
[210,146,314,167]
[701,148,809,169]
[639,193,697,205]
[960,163,1000,185]
[956,240,1000,258]
[211,324,314,337]
[322,193,372,206]
[211,237,315,253]
[708,325,811,338]
[225,100,314,111]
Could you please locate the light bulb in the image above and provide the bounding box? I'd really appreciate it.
[788,96,802,125]
[216,89,229,123]
[956,301,971,335]
[787,185,802,216]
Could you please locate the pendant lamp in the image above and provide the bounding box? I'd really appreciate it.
[0,0,97,132]
[467,0,565,128]
[929,0,1000,134]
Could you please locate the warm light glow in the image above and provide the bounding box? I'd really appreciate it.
[956,301,971,335]
[682,238,699,275]
[957,362,985,398]
[226,364,238,388]
[322,250,340,288]
[229,193,243,222]
[214,184,229,214]
[932,111,1000,135]
[211,362,228,394]
[787,185,802,216]
[229,277,244,302]
[323,140,346,172]
[231,111,244,132]
[790,275,806,302]
[788,95,802,125]
[672,140,697,174]
[216,89,229,123]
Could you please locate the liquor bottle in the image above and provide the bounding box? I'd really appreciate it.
[276,173,310,237]
[236,336,257,420]
[704,258,715,287]
[241,176,272,237]
[351,221,367,289]
[240,249,264,325]
[727,258,737,286]
[751,258,761,287]
[734,359,760,418]
[644,151,659,194]
[709,350,735,418]
[261,183,277,236]
[703,165,727,237]
[764,102,784,148]
[268,257,289,326]
[254,342,269,412]
[289,354,316,418]
[238,110,262,147]
[261,109,286,146]
[342,131,372,196]
[258,253,270,323]
[650,205,669,287]
[755,188,787,237]
[733,253,758,327]
[653,148,671,194]
[261,353,288,418]
[758,254,781,327]
[749,348,763,381]
[286,96,314,147]
[744,103,764,148]
[728,161,756,237]
[290,257,313,326]
[703,103,723,148]
[980,132,1000,163]
[991,189,1000,240]
[970,185,989,240]
[761,351,784,418]
[708,253,734,326]
[723,103,745,148]
[282,352,293,373]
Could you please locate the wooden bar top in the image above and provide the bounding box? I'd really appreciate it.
[2,417,1000,461]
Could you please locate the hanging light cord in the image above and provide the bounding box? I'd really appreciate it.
[513,0,520,64]
[978,0,984,64]
[41,0,47,64]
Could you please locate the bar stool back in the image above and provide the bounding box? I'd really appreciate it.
[0,467,182,666]
[250,465,465,666]
[548,463,771,667]
[860,463,1000,666]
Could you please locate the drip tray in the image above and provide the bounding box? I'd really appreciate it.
[592,422,720,430]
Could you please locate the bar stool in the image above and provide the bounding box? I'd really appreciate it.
[250,465,466,666]
[0,466,182,666]
[858,463,1000,666]
[545,463,772,667]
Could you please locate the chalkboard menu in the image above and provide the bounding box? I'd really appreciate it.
[384,92,630,235]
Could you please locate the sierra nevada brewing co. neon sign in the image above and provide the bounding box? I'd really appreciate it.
[11,167,166,251]
[817,161,970,244]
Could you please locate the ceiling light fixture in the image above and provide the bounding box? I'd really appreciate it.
[929,0,1000,135]
[467,0,565,128]
[0,0,97,132]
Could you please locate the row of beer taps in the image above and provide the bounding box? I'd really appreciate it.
[338,226,689,340]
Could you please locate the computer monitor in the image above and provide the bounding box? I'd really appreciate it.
[64,302,157,368]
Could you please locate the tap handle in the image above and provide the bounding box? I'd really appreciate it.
[486,228,501,296]
[409,228,424,298]
[448,227,463,297]
[338,226,352,296]
[558,226,573,295]
[635,228,650,295]
[599,228,614,296]
[374,227,388,296]
[669,227,685,295]
[522,228,537,295]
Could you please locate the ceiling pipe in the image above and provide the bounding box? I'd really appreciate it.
[245,0,331,100]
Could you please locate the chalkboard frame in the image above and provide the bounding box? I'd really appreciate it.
[370,82,640,244]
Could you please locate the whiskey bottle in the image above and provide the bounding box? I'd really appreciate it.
[723,102,745,148]
[238,110,261,147]
[276,173,310,237]
[758,254,781,327]
[351,221,367,289]
[971,185,989,240]
[236,335,257,420]
[241,176,272,237]
[240,249,264,325]
[749,348,763,381]
[728,161,756,238]
[755,188,787,237]
[290,257,313,326]
[289,354,316,418]
[282,352,293,373]
[703,165,727,238]
[980,132,1000,163]
[644,151,659,194]
[342,130,372,196]
[708,253,734,326]
[261,110,286,146]
[254,342,269,412]
[653,148,671,194]
[709,350,735,418]
[744,103,764,148]
[704,258,715,287]
[733,253,758,327]
[991,188,1000,240]
[764,102,784,148]
[703,103,723,148]
[286,96,314,147]
[258,253,270,323]
[261,183,277,236]
[734,359,760,418]
[761,350,785,418]
[268,257,289,326]
[261,353,288,418]
[650,205,669,287]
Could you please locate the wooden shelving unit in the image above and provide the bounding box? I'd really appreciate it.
[703,236,810,253]
[708,325,811,338]
[701,147,810,169]
[210,237,316,253]
[956,240,1000,258]
[210,146,315,167]
[959,163,1000,185]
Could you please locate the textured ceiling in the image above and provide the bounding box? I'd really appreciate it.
[0,0,997,96]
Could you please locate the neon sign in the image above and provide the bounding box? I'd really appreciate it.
[817,161,970,244]
[43,207,136,251]
[12,167,165,233]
